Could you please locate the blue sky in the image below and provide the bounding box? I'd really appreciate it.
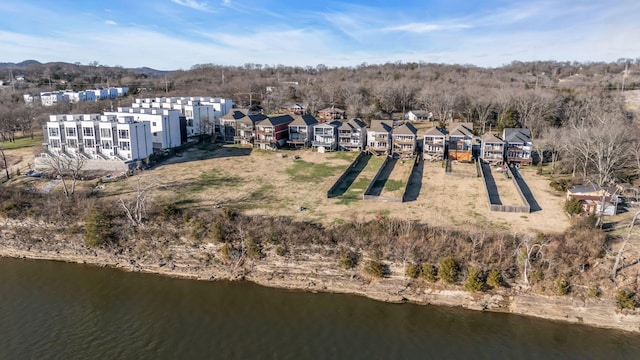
[0,0,638,70]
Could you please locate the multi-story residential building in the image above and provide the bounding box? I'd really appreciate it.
[367,120,393,155]
[104,107,182,150]
[220,109,267,145]
[132,97,233,137]
[23,93,40,104]
[287,114,318,148]
[33,87,127,106]
[480,133,505,164]
[392,122,418,158]
[503,128,533,165]
[255,115,294,150]
[44,114,152,161]
[423,126,447,160]
[312,121,340,151]
[40,92,69,106]
[448,122,474,162]
[338,118,367,151]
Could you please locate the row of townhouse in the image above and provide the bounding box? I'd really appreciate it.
[221,111,420,157]
[42,96,235,163]
[132,97,233,137]
[45,114,152,161]
[424,123,532,165]
[24,87,129,106]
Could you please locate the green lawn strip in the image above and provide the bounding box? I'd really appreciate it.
[2,135,44,150]
[286,160,345,183]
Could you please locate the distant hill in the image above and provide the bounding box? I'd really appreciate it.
[0,60,171,76]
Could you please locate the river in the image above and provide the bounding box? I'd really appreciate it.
[1,258,639,359]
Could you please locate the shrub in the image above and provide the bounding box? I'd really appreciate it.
[339,251,359,269]
[84,206,114,248]
[161,203,178,219]
[209,222,223,243]
[588,285,601,298]
[615,290,637,310]
[554,277,570,296]
[438,257,458,284]
[464,268,486,292]
[405,263,421,278]
[245,237,263,260]
[364,260,385,278]
[420,263,437,282]
[275,245,287,256]
[570,214,597,230]
[220,243,232,261]
[550,179,571,192]
[564,197,582,215]
[486,269,502,288]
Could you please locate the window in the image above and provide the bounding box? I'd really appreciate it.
[50,139,61,148]
[101,140,112,149]
[100,128,111,138]
[84,139,95,147]
[118,129,129,139]
[119,141,131,151]
[66,127,77,137]
[83,127,94,137]
[152,122,157,126]
[49,127,59,137]
[67,139,78,148]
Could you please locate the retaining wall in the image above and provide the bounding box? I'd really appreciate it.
[326,151,368,198]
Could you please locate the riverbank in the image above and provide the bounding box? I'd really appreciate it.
[1,226,638,334]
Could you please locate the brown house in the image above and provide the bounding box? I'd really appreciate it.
[318,107,347,122]
[255,115,294,150]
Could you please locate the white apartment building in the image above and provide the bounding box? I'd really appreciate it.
[41,92,69,106]
[35,87,128,106]
[104,107,182,150]
[132,96,233,136]
[45,113,152,161]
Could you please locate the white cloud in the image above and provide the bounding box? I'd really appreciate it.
[384,23,471,33]
[170,0,214,12]
[104,20,117,25]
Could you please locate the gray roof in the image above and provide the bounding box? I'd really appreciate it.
[423,126,446,137]
[339,118,366,130]
[503,128,532,144]
[393,122,417,136]
[258,114,294,127]
[449,122,474,137]
[315,120,341,129]
[221,109,268,123]
[290,114,318,126]
[369,120,393,133]
[568,184,618,195]
[481,133,504,144]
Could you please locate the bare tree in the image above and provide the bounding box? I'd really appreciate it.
[0,140,9,180]
[611,210,640,281]
[119,176,156,227]
[515,235,547,286]
[39,153,86,196]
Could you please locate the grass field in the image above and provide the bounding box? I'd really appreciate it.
[3,141,575,234]
[0,135,43,151]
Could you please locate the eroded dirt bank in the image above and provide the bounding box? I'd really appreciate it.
[1,222,638,334]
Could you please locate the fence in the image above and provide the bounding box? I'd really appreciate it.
[363,156,399,201]
[478,160,530,213]
[327,151,368,198]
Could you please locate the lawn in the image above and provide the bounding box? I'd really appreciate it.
[286,160,345,183]
[1,135,43,150]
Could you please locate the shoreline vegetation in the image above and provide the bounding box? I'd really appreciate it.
[1,203,639,334]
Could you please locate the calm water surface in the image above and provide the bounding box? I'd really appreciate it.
[1,258,639,359]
